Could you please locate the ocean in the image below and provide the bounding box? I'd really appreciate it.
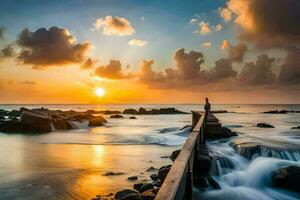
[0,104,300,200]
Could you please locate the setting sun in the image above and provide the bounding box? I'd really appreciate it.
[94,87,106,97]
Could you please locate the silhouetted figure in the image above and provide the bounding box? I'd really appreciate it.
[204,98,211,116]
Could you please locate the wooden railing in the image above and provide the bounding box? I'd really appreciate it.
[155,111,206,200]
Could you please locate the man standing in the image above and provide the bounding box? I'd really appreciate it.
[204,98,211,116]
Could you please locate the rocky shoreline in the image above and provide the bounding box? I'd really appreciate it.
[0,107,188,134]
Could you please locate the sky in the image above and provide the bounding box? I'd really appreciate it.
[0,0,299,104]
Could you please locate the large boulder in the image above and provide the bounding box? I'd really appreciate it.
[65,113,94,121]
[272,166,300,193]
[257,123,275,128]
[170,149,181,162]
[88,116,107,127]
[8,110,21,118]
[114,189,142,200]
[20,111,52,133]
[0,120,24,133]
[123,109,139,115]
[141,189,157,200]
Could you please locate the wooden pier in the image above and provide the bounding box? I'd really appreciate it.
[155,111,221,200]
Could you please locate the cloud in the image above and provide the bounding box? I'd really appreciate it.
[219,7,232,22]
[199,21,211,34]
[212,58,237,80]
[278,48,300,84]
[20,80,36,85]
[220,40,230,50]
[223,0,300,49]
[189,18,197,24]
[0,44,14,60]
[94,60,133,79]
[81,58,97,70]
[94,16,135,36]
[16,26,91,68]
[128,39,147,47]
[239,54,276,85]
[228,43,247,62]
[215,24,222,32]
[202,42,212,48]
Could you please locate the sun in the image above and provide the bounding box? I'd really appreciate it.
[94,87,106,97]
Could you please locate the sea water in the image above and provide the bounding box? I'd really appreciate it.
[0,104,299,199]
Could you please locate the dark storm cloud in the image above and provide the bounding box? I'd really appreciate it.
[239,54,276,85]
[278,48,300,85]
[16,26,91,68]
[228,43,247,63]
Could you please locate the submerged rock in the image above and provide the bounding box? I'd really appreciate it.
[272,166,300,193]
[207,176,221,190]
[291,126,300,129]
[263,110,288,114]
[128,176,138,181]
[103,171,125,176]
[110,114,124,119]
[129,116,137,119]
[256,123,275,128]
[141,189,157,200]
[146,167,157,172]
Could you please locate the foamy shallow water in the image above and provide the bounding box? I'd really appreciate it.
[0,104,300,199]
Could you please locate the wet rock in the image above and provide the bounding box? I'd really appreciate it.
[110,114,124,119]
[138,108,148,115]
[207,176,221,190]
[8,110,21,118]
[263,110,288,114]
[103,171,125,176]
[0,120,24,133]
[123,109,139,115]
[256,123,275,128]
[0,109,9,116]
[197,176,209,188]
[170,149,181,162]
[206,127,237,139]
[89,116,107,127]
[0,115,5,120]
[115,189,142,200]
[66,113,94,121]
[272,166,300,193]
[146,167,157,172]
[141,189,156,200]
[103,110,121,115]
[158,165,171,182]
[52,117,73,130]
[150,174,158,181]
[291,126,300,129]
[20,111,52,133]
[129,116,137,119]
[128,176,138,181]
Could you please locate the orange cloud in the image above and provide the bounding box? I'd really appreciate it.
[94,16,135,36]
[94,60,133,79]
[199,21,211,34]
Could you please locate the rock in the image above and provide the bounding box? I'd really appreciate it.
[197,176,209,188]
[89,116,107,127]
[272,166,300,193]
[20,111,52,133]
[257,123,275,128]
[291,126,300,129]
[158,165,171,182]
[123,109,139,115]
[146,167,157,172]
[263,110,288,114]
[129,116,137,119]
[207,176,221,190]
[103,110,121,115]
[150,174,158,181]
[128,176,138,181]
[170,150,181,162]
[103,171,125,176]
[206,126,237,139]
[8,110,21,118]
[141,189,156,200]
[115,189,141,200]
[138,108,148,115]
[110,114,124,119]
[0,120,25,133]
[0,115,5,120]
[52,117,73,130]
[198,145,212,175]
[0,109,9,116]
[66,113,94,121]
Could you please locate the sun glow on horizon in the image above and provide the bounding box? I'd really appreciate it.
[94,87,106,97]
